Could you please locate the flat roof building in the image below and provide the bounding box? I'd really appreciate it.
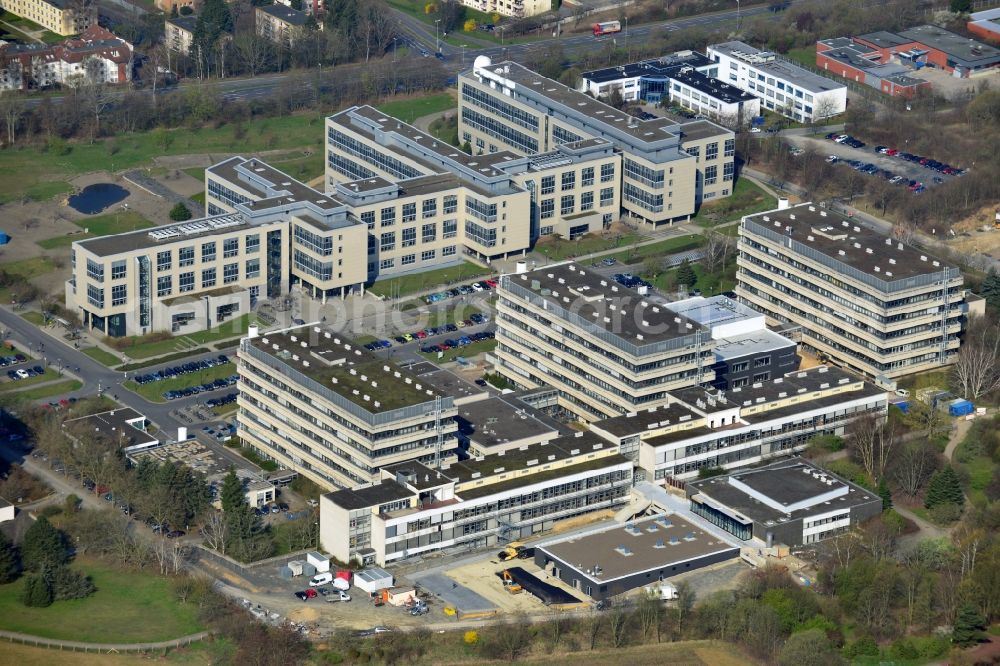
[686,457,882,546]
[495,261,716,421]
[706,41,847,122]
[816,37,930,98]
[0,0,95,36]
[735,202,968,380]
[63,407,158,451]
[968,7,1000,45]
[535,514,739,600]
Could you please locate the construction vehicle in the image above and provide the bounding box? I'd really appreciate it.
[369,590,385,606]
[994,211,1000,229]
[497,541,526,561]
[501,570,523,594]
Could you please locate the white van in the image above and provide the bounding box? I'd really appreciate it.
[309,572,333,587]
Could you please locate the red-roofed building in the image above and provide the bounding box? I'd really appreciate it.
[0,25,132,91]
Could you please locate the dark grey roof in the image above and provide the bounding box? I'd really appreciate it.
[855,30,912,49]
[257,4,308,25]
[167,15,198,32]
[671,69,758,105]
[591,402,700,439]
[897,25,1000,67]
[581,51,714,84]
[325,480,414,510]
[456,395,561,449]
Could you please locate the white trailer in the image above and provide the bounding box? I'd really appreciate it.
[354,567,394,594]
[307,551,330,573]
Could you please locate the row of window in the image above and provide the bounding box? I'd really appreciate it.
[377,246,456,270]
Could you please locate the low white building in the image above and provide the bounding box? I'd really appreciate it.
[0,497,14,523]
[245,480,276,508]
[707,41,847,123]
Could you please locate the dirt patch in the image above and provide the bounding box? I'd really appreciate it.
[289,606,320,623]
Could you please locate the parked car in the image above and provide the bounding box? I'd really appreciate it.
[310,573,334,587]
[325,591,352,603]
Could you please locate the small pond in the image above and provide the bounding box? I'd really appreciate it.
[68,183,129,214]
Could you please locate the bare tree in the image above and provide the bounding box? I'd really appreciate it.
[0,92,25,147]
[608,595,631,647]
[702,230,735,275]
[891,440,938,498]
[846,412,895,484]
[200,510,230,554]
[584,607,603,650]
[952,316,1000,400]
[636,588,664,641]
[233,34,271,77]
[488,613,531,662]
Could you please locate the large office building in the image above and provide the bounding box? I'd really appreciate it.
[686,458,883,547]
[580,51,761,127]
[238,326,462,490]
[495,261,716,422]
[459,58,736,225]
[707,41,847,122]
[319,433,632,566]
[0,0,94,36]
[589,365,887,482]
[735,202,968,380]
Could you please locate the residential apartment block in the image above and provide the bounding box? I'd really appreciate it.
[580,51,761,127]
[255,4,310,46]
[0,25,131,91]
[238,327,461,490]
[165,16,197,55]
[590,366,887,481]
[459,58,736,225]
[707,41,847,122]
[319,433,632,566]
[495,262,716,422]
[735,203,968,380]
[461,0,548,18]
[0,0,94,35]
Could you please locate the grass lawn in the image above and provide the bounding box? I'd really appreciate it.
[375,93,456,124]
[786,45,817,68]
[0,642,220,666]
[73,210,153,236]
[368,261,491,299]
[35,233,91,250]
[0,368,60,392]
[605,234,705,264]
[110,314,250,359]
[82,346,124,367]
[190,192,206,205]
[229,444,277,472]
[694,178,778,228]
[1,256,57,280]
[124,361,235,402]
[959,454,994,504]
[419,338,496,364]
[644,261,736,296]
[26,181,73,201]
[181,314,251,345]
[20,311,46,325]
[0,557,204,643]
[183,167,206,183]
[535,231,642,261]
[16,378,83,400]
[270,151,325,183]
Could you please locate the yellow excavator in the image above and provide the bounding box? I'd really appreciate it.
[501,569,523,594]
[497,541,526,561]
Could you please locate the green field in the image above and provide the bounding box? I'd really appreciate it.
[124,361,235,402]
[605,233,705,264]
[419,337,496,364]
[110,314,250,359]
[368,261,491,298]
[694,178,778,228]
[26,181,73,202]
[535,231,642,261]
[786,45,817,68]
[82,346,124,367]
[1,256,57,280]
[37,211,153,249]
[0,558,204,643]
[19,311,46,325]
[375,93,456,124]
[16,379,83,400]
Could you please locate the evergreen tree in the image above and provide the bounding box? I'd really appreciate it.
[878,478,892,511]
[950,0,972,13]
[170,4,178,17]
[924,465,964,509]
[47,566,95,601]
[220,467,246,514]
[952,603,985,647]
[982,268,1000,310]
[21,517,68,572]
[169,203,192,221]
[676,259,697,290]
[20,573,53,607]
[0,531,19,583]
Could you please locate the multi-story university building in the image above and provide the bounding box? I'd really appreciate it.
[319,434,632,566]
[735,202,969,381]
[590,365,886,481]
[458,58,736,225]
[494,262,716,422]
[0,0,94,36]
[238,326,461,490]
[0,25,131,91]
[706,41,847,123]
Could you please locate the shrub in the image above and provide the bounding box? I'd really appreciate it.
[843,636,879,658]
[21,573,53,607]
[464,630,479,645]
[47,566,95,601]
[929,502,962,524]
[169,203,193,222]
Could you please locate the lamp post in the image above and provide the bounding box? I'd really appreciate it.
[435,19,441,54]
[735,0,741,34]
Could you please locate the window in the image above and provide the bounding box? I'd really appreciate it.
[111,284,126,306]
[179,272,195,293]
[704,165,718,186]
[223,238,239,258]
[624,158,664,187]
[422,223,436,243]
[294,226,333,256]
[246,259,260,279]
[176,246,194,267]
[539,225,554,236]
[443,195,458,214]
[380,207,395,227]
[380,258,395,269]
[752,372,770,382]
[157,251,171,272]
[380,232,395,252]
[540,175,555,195]
[540,198,554,219]
[293,251,331,280]
[465,221,497,247]
[86,259,104,282]
[754,357,770,368]
[402,203,416,223]
[111,260,126,280]
[560,195,575,215]
[686,146,700,158]
[402,227,416,248]
[705,142,718,161]
[724,138,735,157]
[421,199,437,219]
[87,284,104,308]
[465,196,497,223]
[443,220,458,239]
[361,211,375,229]
[327,127,423,180]
[223,263,239,284]
[442,245,456,256]
[421,250,436,261]
[581,167,594,187]
[581,191,594,211]
[600,187,614,206]
[600,163,615,182]
[731,361,749,372]
[401,254,415,266]
[246,234,260,253]
[724,162,735,181]
[202,268,216,288]
[561,171,575,191]
[201,242,216,262]
[157,275,171,297]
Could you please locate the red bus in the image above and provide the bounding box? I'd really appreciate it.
[593,21,621,36]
